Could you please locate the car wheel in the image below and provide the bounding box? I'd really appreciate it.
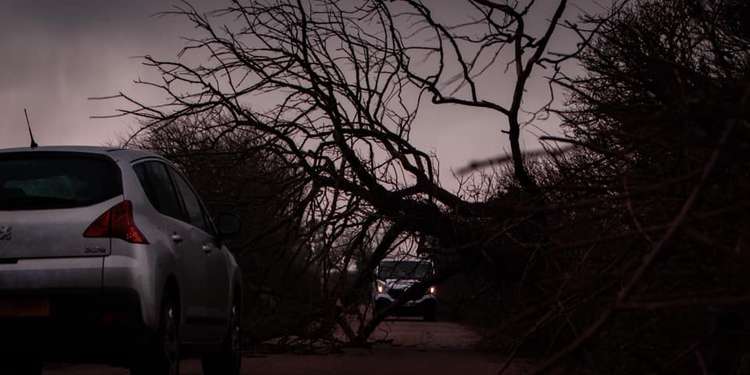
[0,358,42,375]
[424,306,437,322]
[202,302,241,375]
[131,295,180,375]
[374,300,390,319]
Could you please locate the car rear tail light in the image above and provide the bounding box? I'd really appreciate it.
[84,200,149,244]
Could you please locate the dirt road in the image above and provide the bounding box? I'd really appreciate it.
[45,319,522,375]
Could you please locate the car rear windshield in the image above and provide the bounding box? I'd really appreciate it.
[0,153,122,211]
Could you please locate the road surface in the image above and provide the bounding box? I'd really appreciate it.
[45,319,526,375]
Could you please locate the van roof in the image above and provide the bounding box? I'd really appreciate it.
[381,258,432,263]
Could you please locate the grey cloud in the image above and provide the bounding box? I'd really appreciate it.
[0,0,208,147]
[0,0,598,189]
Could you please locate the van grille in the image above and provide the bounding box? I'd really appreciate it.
[388,289,405,300]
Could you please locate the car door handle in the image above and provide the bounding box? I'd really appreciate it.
[202,244,213,253]
[171,233,183,243]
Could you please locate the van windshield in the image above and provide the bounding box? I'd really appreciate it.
[378,261,432,280]
[0,153,122,210]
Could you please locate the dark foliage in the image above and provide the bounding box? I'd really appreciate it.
[480,0,750,373]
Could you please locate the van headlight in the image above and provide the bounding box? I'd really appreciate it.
[429,286,436,295]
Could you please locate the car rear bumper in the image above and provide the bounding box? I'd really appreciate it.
[0,288,151,363]
[0,253,161,332]
[0,257,103,290]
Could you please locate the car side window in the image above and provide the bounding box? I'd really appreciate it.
[168,168,209,233]
[133,161,184,221]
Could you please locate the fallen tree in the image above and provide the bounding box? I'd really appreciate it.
[100,0,750,372]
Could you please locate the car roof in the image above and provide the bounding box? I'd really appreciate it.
[0,145,164,163]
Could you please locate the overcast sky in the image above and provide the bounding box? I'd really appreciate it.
[0,0,602,189]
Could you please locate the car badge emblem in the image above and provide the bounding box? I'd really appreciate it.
[0,226,11,241]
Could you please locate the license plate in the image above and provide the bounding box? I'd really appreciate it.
[0,297,50,318]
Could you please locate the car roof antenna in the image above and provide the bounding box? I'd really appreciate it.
[24,108,38,148]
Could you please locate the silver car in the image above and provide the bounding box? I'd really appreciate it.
[0,146,243,375]
[374,259,438,321]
